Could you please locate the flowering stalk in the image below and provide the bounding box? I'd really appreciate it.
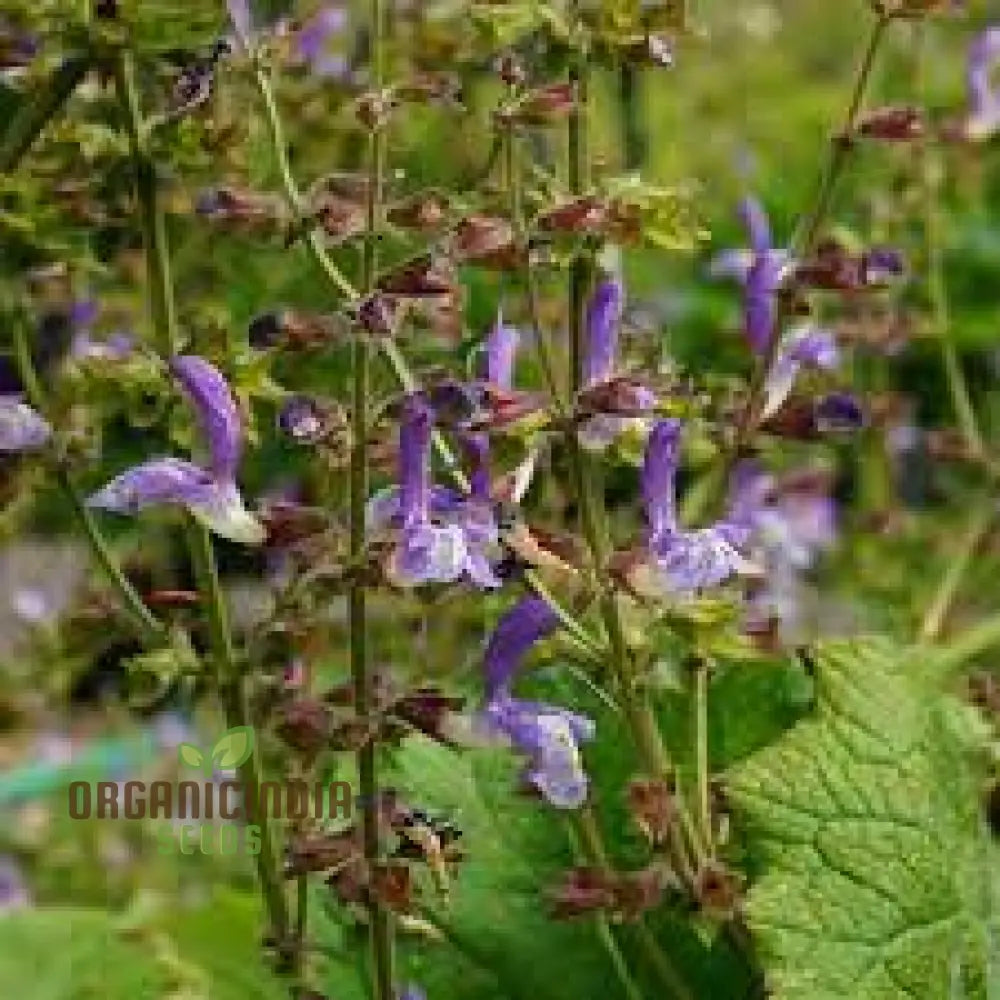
[9,308,165,645]
[567,0,590,393]
[355,1,395,995]
[113,49,289,949]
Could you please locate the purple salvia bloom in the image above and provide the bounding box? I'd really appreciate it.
[761,323,840,420]
[641,418,682,545]
[398,395,433,527]
[384,397,502,588]
[483,695,594,808]
[583,279,624,387]
[738,195,771,255]
[483,595,560,699]
[227,0,253,49]
[398,988,427,1000]
[485,313,519,389]
[463,432,492,501]
[638,420,758,595]
[87,459,263,545]
[0,856,30,912]
[296,6,349,78]
[69,298,99,330]
[0,397,51,452]
[967,27,1000,140]
[170,355,242,480]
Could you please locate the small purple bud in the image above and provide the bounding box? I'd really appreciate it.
[484,314,519,389]
[641,419,682,545]
[861,247,905,287]
[815,392,864,432]
[583,279,623,386]
[0,396,51,452]
[170,355,243,479]
[967,26,1000,140]
[738,195,771,255]
[278,395,330,445]
[398,395,433,526]
[483,595,560,700]
[463,432,492,501]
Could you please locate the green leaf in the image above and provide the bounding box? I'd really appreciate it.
[0,908,171,998]
[178,743,205,770]
[383,735,634,1000]
[726,638,997,1000]
[211,726,255,771]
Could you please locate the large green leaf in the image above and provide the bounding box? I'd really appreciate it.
[0,908,171,999]
[726,638,996,1000]
[383,736,633,1000]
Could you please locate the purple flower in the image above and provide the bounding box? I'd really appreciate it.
[381,396,501,588]
[87,357,264,544]
[966,27,1000,140]
[483,595,560,699]
[170,355,242,479]
[483,695,594,808]
[583,279,624,387]
[295,6,349,78]
[636,420,758,595]
[761,323,840,420]
[0,856,30,912]
[482,312,520,389]
[0,396,51,452]
[398,988,427,1000]
[577,278,655,451]
[227,0,254,49]
[478,597,593,808]
[815,392,864,432]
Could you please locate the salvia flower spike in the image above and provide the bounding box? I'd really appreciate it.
[0,397,52,452]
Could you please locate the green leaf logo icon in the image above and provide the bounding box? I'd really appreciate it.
[210,726,255,771]
[178,743,205,770]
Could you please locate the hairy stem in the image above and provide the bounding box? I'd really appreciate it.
[694,657,711,853]
[355,2,395,995]
[567,0,589,395]
[113,49,289,949]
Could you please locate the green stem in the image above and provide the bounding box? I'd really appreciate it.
[567,3,589,395]
[0,56,89,172]
[694,658,711,853]
[936,612,1000,676]
[921,138,986,461]
[113,49,289,950]
[918,503,994,643]
[9,311,164,644]
[356,2,394,995]
[572,809,694,1000]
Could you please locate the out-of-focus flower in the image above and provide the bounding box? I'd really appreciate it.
[966,26,1000,141]
[398,987,426,1000]
[87,356,264,544]
[480,312,519,390]
[295,6,349,78]
[477,597,593,808]
[69,299,134,362]
[732,463,837,638]
[629,420,759,596]
[0,856,30,913]
[0,19,38,74]
[226,0,254,50]
[0,397,51,452]
[577,278,656,451]
[761,323,839,420]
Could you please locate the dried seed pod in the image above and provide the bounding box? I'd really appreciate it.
[278,395,349,446]
[575,376,657,418]
[626,777,676,845]
[856,104,926,141]
[195,186,287,233]
[355,88,398,129]
[391,687,466,743]
[449,215,519,267]
[259,502,333,548]
[693,861,741,917]
[249,309,343,350]
[535,196,611,236]
[386,191,450,232]
[286,831,357,876]
[394,72,463,106]
[377,254,456,298]
[276,698,333,755]
[370,862,412,911]
[312,194,366,243]
[548,867,616,919]
[355,292,402,335]
[495,52,526,87]
[499,83,577,126]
